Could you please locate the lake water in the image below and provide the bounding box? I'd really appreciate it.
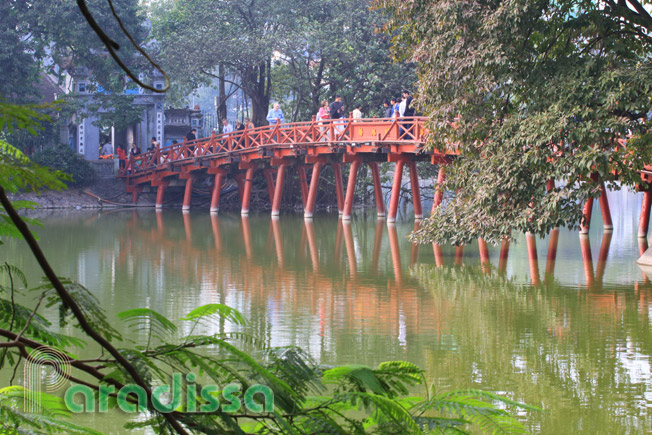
[3,187,652,434]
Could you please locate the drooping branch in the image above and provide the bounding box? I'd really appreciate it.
[0,186,189,435]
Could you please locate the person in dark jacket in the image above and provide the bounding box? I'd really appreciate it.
[329,96,345,134]
[383,99,392,118]
[186,129,197,141]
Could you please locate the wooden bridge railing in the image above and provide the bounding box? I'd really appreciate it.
[119,116,430,177]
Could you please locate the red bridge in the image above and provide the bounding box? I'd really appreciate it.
[121,116,455,222]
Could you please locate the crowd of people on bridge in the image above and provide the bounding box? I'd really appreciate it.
[116,90,417,172]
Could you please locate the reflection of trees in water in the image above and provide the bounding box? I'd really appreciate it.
[411,240,652,434]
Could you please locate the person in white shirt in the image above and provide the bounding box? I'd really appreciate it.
[222,118,234,135]
[352,104,362,120]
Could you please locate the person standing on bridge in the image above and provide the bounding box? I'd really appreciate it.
[266,103,285,125]
[383,100,392,118]
[329,96,345,135]
[267,103,285,143]
[317,100,330,141]
[352,104,362,120]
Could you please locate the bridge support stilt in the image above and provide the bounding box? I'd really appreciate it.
[155,180,169,210]
[304,161,323,219]
[332,163,345,215]
[369,162,385,218]
[264,169,276,204]
[387,160,405,223]
[498,239,510,273]
[598,182,612,230]
[182,175,194,211]
[580,197,594,234]
[210,170,226,214]
[526,233,540,285]
[640,189,652,238]
[271,164,287,216]
[478,238,490,268]
[454,245,464,266]
[546,228,559,277]
[131,185,143,204]
[342,159,361,221]
[241,167,255,215]
[408,160,422,220]
[297,166,309,210]
[432,166,446,215]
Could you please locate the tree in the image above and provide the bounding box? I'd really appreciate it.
[1,0,147,101]
[377,0,652,245]
[151,0,311,126]
[271,0,415,121]
[150,0,414,124]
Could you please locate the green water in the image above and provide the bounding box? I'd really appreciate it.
[3,189,652,434]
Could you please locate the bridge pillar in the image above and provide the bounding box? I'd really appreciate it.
[131,185,143,204]
[368,162,385,218]
[580,197,594,234]
[408,160,423,219]
[478,238,490,267]
[546,228,559,276]
[154,180,169,210]
[271,164,287,216]
[387,159,405,223]
[304,161,323,219]
[499,239,510,273]
[526,233,540,285]
[598,182,613,230]
[639,188,652,238]
[342,159,361,221]
[209,170,226,214]
[297,166,309,209]
[182,175,194,211]
[241,167,255,215]
[332,163,345,215]
[432,167,446,214]
[263,169,276,204]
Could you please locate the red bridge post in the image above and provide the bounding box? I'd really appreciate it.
[342,158,362,221]
[304,161,323,219]
[387,158,405,224]
[332,163,345,215]
[209,169,226,214]
[241,166,256,215]
[640,187,652,238]
[368,162,385,218]
[271,163,287,217]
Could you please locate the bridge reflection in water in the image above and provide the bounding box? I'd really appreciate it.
[4,205,652,433]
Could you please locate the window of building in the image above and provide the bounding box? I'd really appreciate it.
[78,82,87,93]
[154,82,164,90]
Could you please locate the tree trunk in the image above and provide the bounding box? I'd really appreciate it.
[242,60,271,127]
[217,63,227,133]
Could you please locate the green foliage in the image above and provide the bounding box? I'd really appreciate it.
[4,0,148,98]
[379,0,652,245]
[0,386,104,434]
[32,145,97,187]
[151,0,414,124]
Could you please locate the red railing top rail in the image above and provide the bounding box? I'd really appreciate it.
[120,116,430,177]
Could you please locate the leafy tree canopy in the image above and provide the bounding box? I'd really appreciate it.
[378,0,652,245]
[2,0,148,100]
[150,0,414,124]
